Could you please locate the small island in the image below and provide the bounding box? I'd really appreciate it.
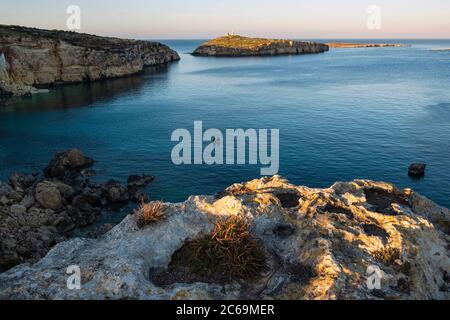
[193,34,329,57]
[326,42,404,49]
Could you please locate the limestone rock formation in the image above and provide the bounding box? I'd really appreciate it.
[0,25,180,96]
[193,35,329,57]
[0,149,155,273]
[0,176,448,300]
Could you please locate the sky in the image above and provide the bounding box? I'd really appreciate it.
[1,0,450,39]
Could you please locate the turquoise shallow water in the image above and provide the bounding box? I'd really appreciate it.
[1,39,450,209]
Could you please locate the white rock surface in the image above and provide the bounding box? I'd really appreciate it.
[0,176,448,300]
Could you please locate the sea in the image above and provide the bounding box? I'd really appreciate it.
[1,39,449,220]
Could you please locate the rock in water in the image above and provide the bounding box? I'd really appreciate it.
[408,163,426,178]
[35,181,63,210]
[44,149,94,181]
[0,176,448,300]
[0,25,180,96]
[193,35,329,57]
[127,174,155,188]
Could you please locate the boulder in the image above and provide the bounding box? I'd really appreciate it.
[408,163,426,178]
[53,181,74,199]
[102,180,129,203]
[71,195,94,212]
[44,149,94,179]
[35,181,62,210]
[66,149,94,169]
[130,191,149,203]
[127,174,155,188]
[8,172,36,189]
[19,195,35,208]
[53,214,76,233]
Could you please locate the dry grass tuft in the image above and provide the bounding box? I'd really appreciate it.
[170,215,266,283]
[135,201,166,229]
[374,246,401,265]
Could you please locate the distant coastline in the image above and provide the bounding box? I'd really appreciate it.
[326,42,406,48]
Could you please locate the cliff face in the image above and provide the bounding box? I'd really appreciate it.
[0,25,180,96]
[0,176,448,300]
[193,35,329,57]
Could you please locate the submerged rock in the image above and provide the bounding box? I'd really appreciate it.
[0,25,180,96]
[408,163,426,178]
[0,176,448,300]
[127,174,155,188]
[193,35,329,57]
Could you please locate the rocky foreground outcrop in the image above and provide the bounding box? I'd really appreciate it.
[0,149,154,272]
[193,35,329,57]
[0,25,180,96]
[0,176,448,300]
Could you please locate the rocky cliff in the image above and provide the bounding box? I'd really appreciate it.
[0,25,180,96]
[0,176,448,300]
[193,35,329,57]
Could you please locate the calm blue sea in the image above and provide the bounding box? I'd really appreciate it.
[1,39,450,210]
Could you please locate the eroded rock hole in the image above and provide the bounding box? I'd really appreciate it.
[149,216,267,286]
[362,223,390,243]
[364,187,410,215]
[285,263,316,285]
[273,224,296,238]
[323,203,354,219]
[275,192,301,208]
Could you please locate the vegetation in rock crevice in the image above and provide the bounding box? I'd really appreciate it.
[151,216,266,285]
[135,201,166,229]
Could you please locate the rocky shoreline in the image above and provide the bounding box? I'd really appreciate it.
[0,149,154,272]
[326,42,405,49]
[0,25,180,97]
[0,176,448,299]
[193,35,329,57]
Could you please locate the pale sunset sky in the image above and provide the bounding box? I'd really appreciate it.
[1,0,449,39]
